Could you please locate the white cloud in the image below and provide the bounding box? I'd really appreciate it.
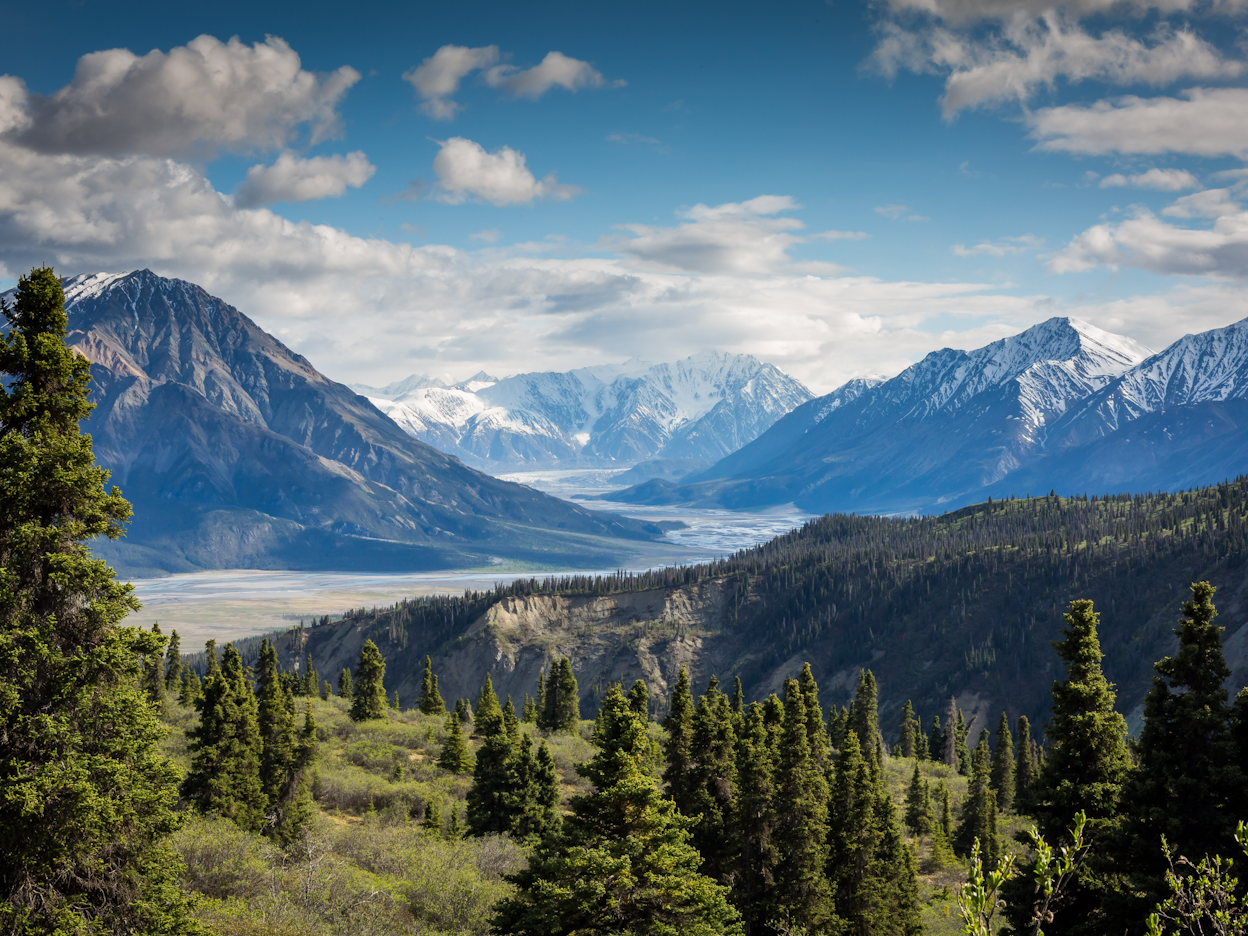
[235,151,375,207]
[6,35,359,158]
[878,0,1245,26]
[870,17,1241,118]
[402,45,500,120]
[812,230,870,240]
[1048,189,1248,278]
[953,234,1043,256]
[612,196,819,275]
[469,228,502,243]
[483,51,617,99]
[431,136,579,206]
[402,45,619,120]
[875,204,910,219]
[1098,168,1199,190]
[1029,88,1248,157]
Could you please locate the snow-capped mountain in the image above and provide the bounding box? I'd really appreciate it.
[24,270,661,575]
[621,317,1158,514]
[352,351,813,469]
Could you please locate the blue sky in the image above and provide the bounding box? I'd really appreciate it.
[3,0,1248,391]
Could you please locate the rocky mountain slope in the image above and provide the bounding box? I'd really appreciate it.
[606,317,1172,513]
[352,351,813,470]
[27,270,665,575]
[234,478,1248,740]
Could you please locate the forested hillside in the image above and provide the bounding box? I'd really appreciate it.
[228,477,1248,737]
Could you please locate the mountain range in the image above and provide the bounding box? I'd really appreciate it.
[602,315,1248,513]
[351,352,813,471]
[17,270,673,576]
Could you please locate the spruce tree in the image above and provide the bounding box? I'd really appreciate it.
[476,673,502,731]
[143,622,166,711]
[731,676,745,715]
[255,639,317,842]
[954,708,972,775]
[0,268,197,933]
[510,738,562,845]
[467,694,518,835]
[494,685,740,935]
[522,694,538,724]
[990,711,1015,813]
[904,761,930,835]
[663,665,696,813]
[301,652,317,697]
[850,668,879,756]
[829,704,850,750]
[423,798,443,835]
[438,712,473,774]
[772,679,836,934]
[733,702,779,934]
[897,700,918,759]
[928,714,944,762]
[799,662,830,765]
[943,698,959,769]
[320,679,332,701]
[348,640,388,721]
[541,657,579,732]
[1003,599,1131,936]
[1015,714,1036,809]
[163,628,183,694]
[418,655,446,714]
[954,732,999,867]
[627,678,649,721]
[337,667,352,699]
[688,681,738,883]
[183,644,266,830]
[1118,582,1242,926]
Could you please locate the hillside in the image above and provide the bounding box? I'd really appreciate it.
[25,271,668,575]
[217,476,1248,741]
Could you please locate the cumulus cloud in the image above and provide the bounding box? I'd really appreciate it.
[1048,189,1248,278]
[431,136,579,206]
[812,230,870,240]
[1099,168,1199,190]
[235,150,375,207]
[5,35,359,158]
[612,196,815,275]
[1029,88,1248,157]
[469,228,502,243]
[402,45,619,119]
[953,234,1043,256]
[877,0,1244,26]
[869,17,1240,118]
[403,45,500,120]
[483,51,618,98]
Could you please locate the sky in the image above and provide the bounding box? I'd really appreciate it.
[3,0,1248,393]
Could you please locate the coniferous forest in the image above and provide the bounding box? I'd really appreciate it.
[9,267,1248,936]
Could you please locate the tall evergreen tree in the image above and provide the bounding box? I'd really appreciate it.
[301,651,317,697]
[255,639,317,842]
[954,732,999,867]
[438,712,473,774]
[467,686,519,835]
[627,679,649,721]
[990,711,1015,813]
[829,704,850,751]
[897,700,918,759]
[337,667,352,699]
[733,702,779,935]
[509,737,562,845]
[954,708,972,775]
[183,644,266,830]
[663,665,696,814]
[731,676,745,716]
[799,662,829,766]
[688,681,738,883]
[163,628,183,694]
[1015,715,1036,809]
[476,673,502,731]
[772,679,836,934]
[522,693,538,724]
[850,669,879,756]
[928,714,944,762]
[418,655,446,714]
[0,268,197,933]
[542,657,579,732]
[143,622,166,711]
[348,640,388,721]
[493,684,741,935]
[904,761,930,836]
[1118,582,1242,927]
[1003,599,1131,936]
[942,698,959,769]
